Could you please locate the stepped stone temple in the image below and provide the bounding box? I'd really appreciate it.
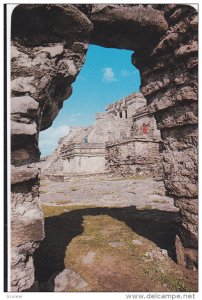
[41,92,163,179]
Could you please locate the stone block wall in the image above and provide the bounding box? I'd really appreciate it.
[106,92,146,118]
[106,138,163,178]
[88,112,133,143]
[10,4,92,291]
[62,143,106,174]
[132,5,198,269]
[11,166,44,291]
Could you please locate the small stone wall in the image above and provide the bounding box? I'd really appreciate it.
[62,143,106,174]
[106,138,163,178]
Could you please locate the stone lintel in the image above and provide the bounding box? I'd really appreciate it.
[11,165,39,185]
[106,137,160,148]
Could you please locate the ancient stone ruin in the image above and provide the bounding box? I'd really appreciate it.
[10,4,198,291]
[41,92,162,179]
[105,92,163,177]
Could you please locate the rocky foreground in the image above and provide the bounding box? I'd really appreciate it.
[31,176,198,292]
[40,175,177,210]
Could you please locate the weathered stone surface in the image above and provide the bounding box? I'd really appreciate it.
[90,4,168,50]
[12,4,93,47]
[37,44,64,58]
[40,175,177,211]
[11,96,40,165]
[175,234,197,270]
[106,139,163,178]
[175,41,198,57]
[162,125,198,198]
[11,144,40,167]
[11,45,21,59]
[155,102,198,129]
[11,251,35,292]
[11,165,39,185]
[11,96,39,116]
[11,4,93,133]
[130,5,198,269]
[11,76,37,94]
[11,120,37,136]
[11,165,44,290]
[109,241,126,248]
[175,198,197,245]
[11,167,44,247]
[132,240,143,246]
[10,4,93,291]
[82,251,96,265]
[54,268,89,292]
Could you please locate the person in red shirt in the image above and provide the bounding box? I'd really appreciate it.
[142,123,149,134]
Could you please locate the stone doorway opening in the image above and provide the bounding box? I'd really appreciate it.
[34,46,186,292]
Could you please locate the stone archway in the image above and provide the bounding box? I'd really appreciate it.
[10,4,198,291]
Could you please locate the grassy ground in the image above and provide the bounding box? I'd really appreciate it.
[35,204,198,292]
[109,175,148,181]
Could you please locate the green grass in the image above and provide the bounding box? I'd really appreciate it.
[56,200,72,205]
[153,189,164,196]
[109,175,148,181]
[41,204,95,217]
[69,187,78,191]
[41,203,197,292]
[141,205,153,210]
[40,182,48,187]
[161,200,169,204]
[152,200,168,204]
[161,274,195,292]
[40,190,47,194]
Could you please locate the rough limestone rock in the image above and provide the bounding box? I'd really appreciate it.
[11,120,37,136]
[11,4,92,291]
[11,96,39,117]
[10,3,198,291]
[131,5,198,269]
[82,251,96,265]
[11,4,92,165]
[90,4,168,50]
[11,165,44,291]
[54,268,89,292]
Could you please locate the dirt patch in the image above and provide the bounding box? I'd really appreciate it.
[34,177,197,292]
[63,212,197,292]
[34,204,197,292]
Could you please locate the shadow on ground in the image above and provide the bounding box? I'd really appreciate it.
[33,206,179,291]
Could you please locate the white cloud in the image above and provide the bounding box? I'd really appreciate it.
[66,113,82,122]
[121,70,130,77]
[78,75,86,81]
[102,67,117,82]
[39,125,70,157]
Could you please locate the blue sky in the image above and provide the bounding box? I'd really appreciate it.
[39,45,141,157]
